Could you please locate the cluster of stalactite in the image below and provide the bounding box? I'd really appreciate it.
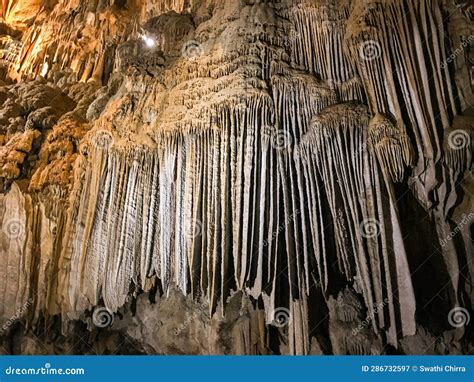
[0,0,472,354]
[301,102,417,347]
[346,0,473,314]
[0,36,22,69]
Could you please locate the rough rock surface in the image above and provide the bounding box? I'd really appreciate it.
[0,0,473,355]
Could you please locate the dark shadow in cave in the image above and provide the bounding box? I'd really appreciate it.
[394,182,454,334]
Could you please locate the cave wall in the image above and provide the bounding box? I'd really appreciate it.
[0,0,473,355]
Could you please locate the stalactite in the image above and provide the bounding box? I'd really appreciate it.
[368,113,414,183]
[301,102,416,346]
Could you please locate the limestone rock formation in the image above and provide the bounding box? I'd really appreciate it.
[0,0,473,355]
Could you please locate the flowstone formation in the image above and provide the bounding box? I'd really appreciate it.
[0,0,473,355]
